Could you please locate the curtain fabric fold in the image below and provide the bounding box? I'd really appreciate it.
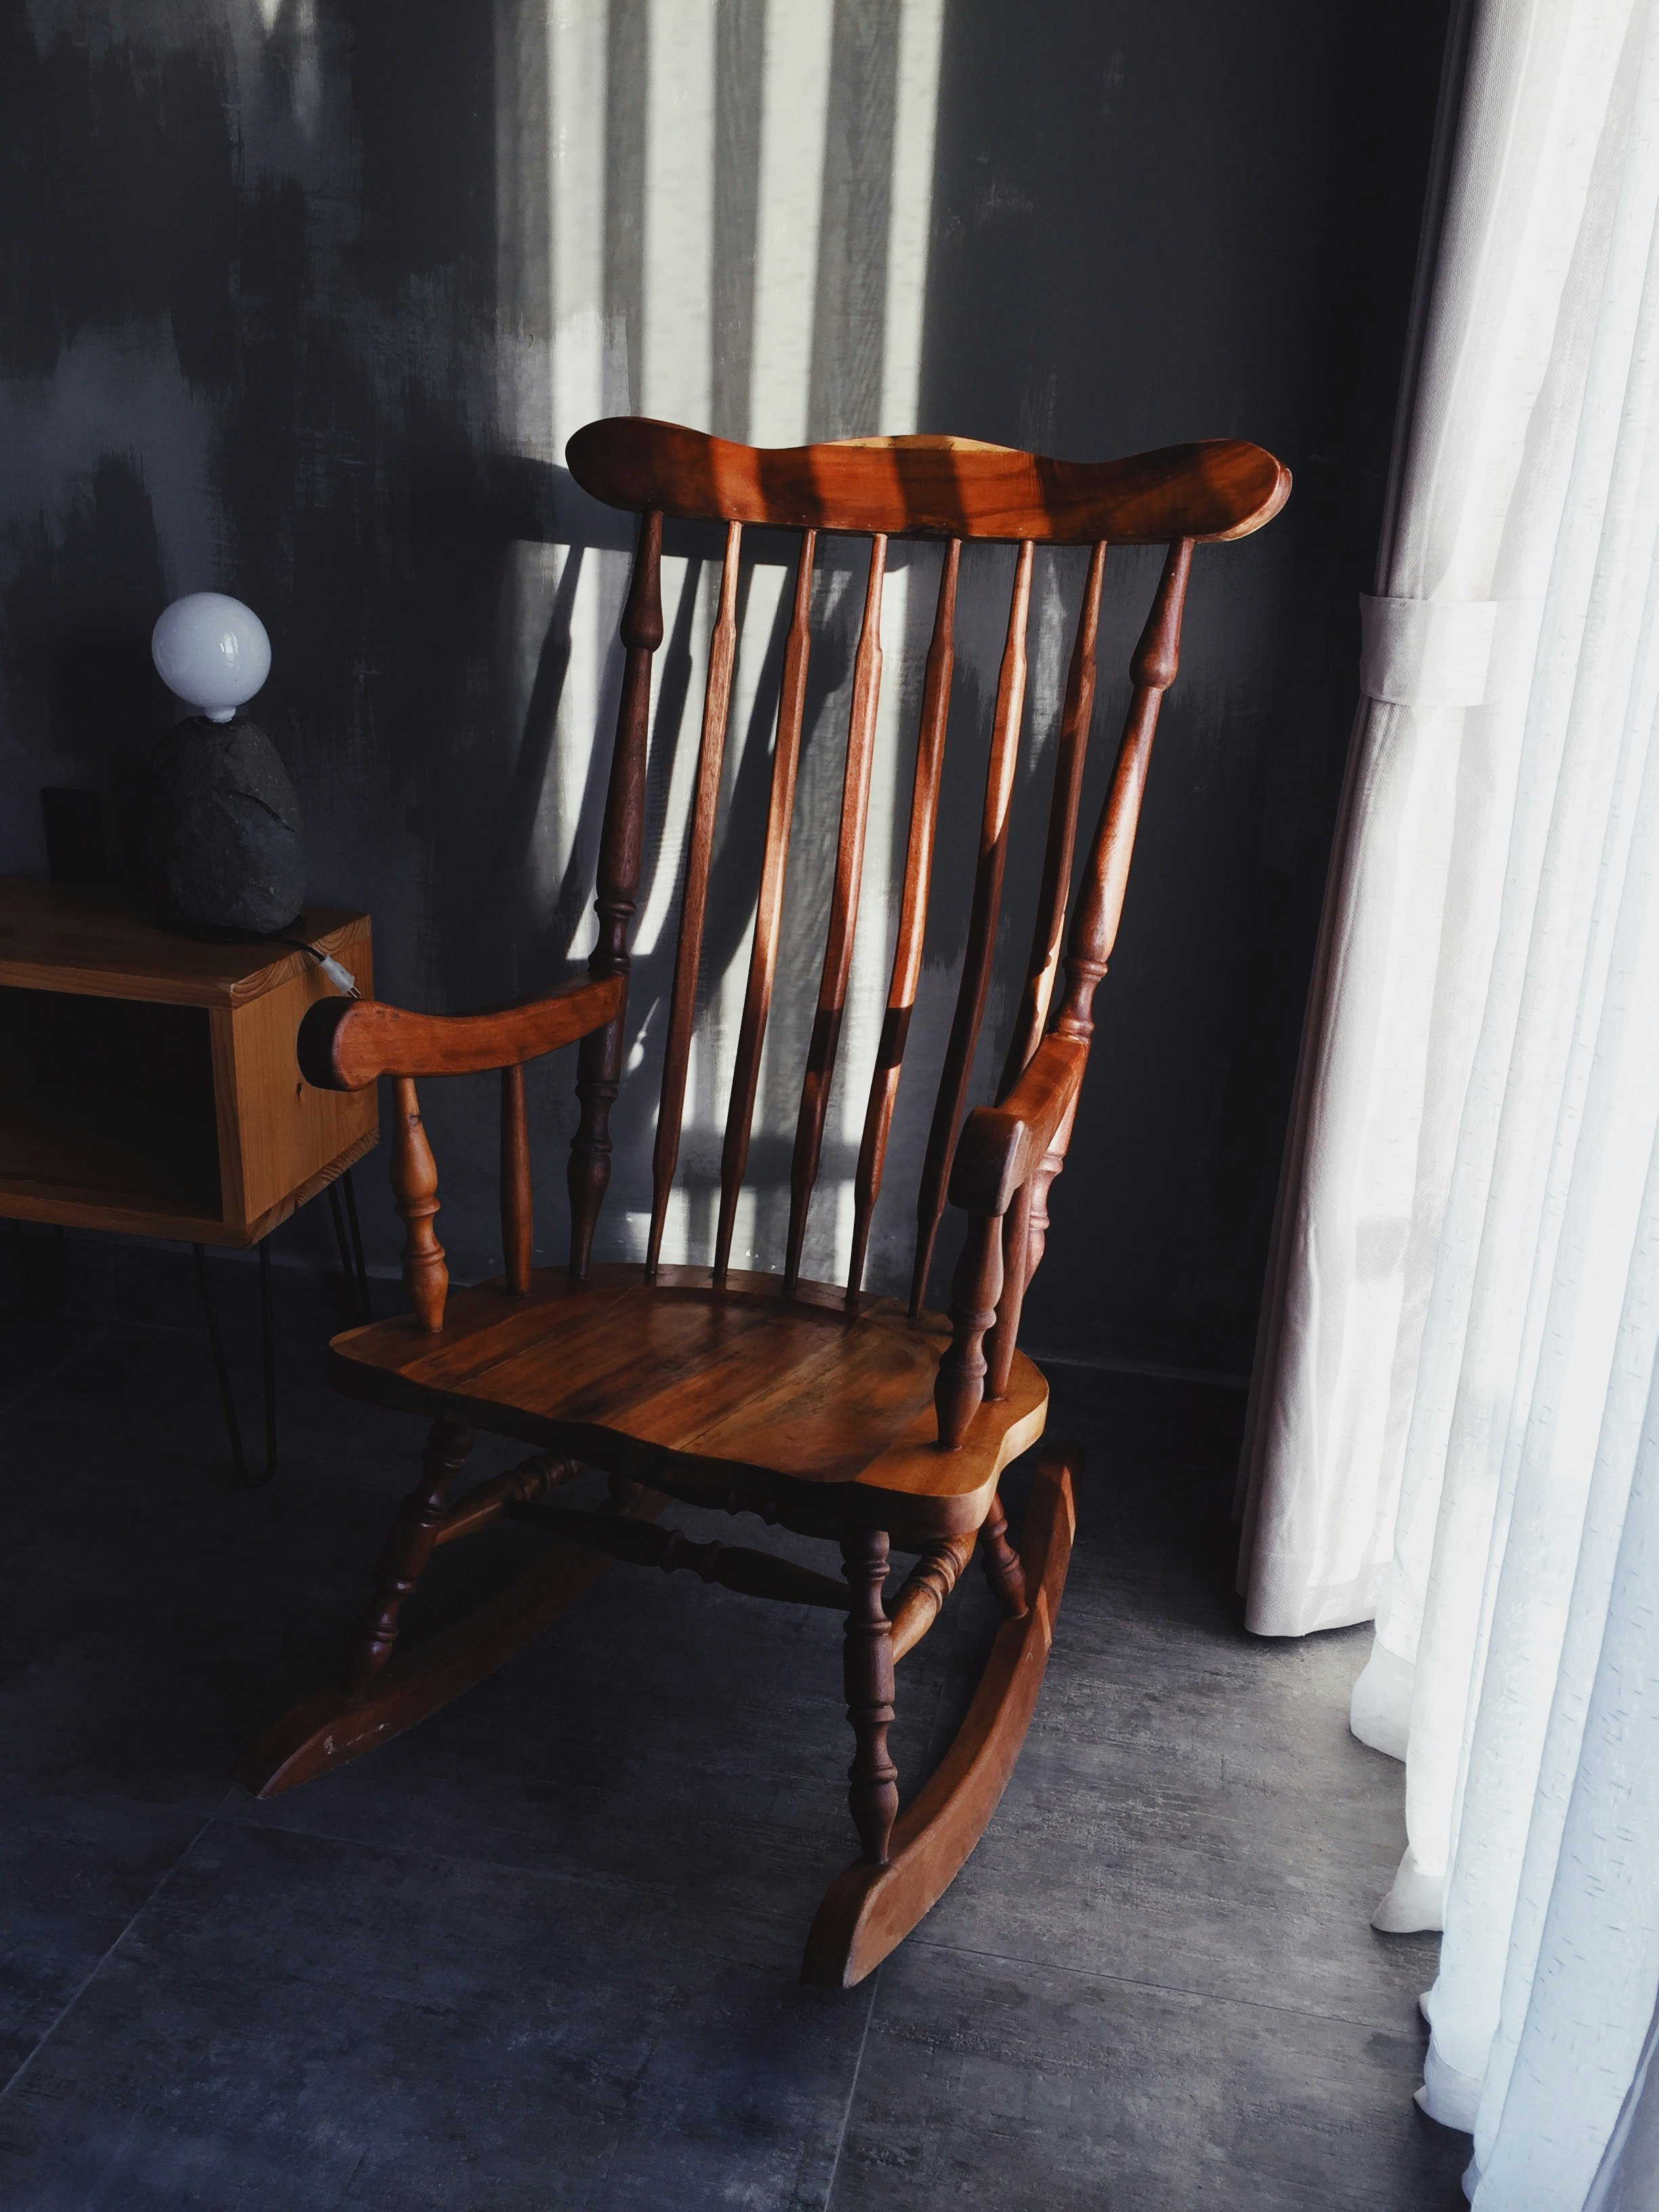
[1239,0,1659,2197]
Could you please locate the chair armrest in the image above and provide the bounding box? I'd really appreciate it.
[947,1033,1088,1216]
[297,973,625,1091]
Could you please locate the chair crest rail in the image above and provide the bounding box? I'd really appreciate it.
[567,418,1289,544]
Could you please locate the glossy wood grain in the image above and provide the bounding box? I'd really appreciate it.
[0,1123,376,1251]
[504,1497,851,1610]
[847,539,958,1307]
[569,419,1289,545]
[390,1077,447,1334]
[1051,537,1194,1046]
[0,884,375,1246]
[325,1263,1048,1544]
[648,520,742,1276]
[432,1452,572,1546]
[985,1179,1036,1406]
[912,538,1034,1315]
[949,1031,1089,1217]
[785,535,886,1292]
[802,1439,1078,1987]
[570,509,663,1280]
[939,539,1193,1443]
[980,545,1109,1404]
[297,974,621,1089]
[999,539,1106,1096]
[716,529,816,1280]
[985,1094,1079,1403]
[209,922,377,1229]
[499,1063,532,1296]
[841,1523,899,1866]
[977,1486,1028,1616]
[0,881,367,1007]
[934,1207,1004,1452]
[889,1528,977,1661]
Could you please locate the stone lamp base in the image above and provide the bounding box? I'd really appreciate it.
[142,716,306,938]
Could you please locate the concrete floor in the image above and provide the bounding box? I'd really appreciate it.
[0,1236,1471,2209]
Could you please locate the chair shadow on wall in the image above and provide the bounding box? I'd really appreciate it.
[477,464,951,1298]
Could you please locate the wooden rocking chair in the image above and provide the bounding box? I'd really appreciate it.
[235,418,1288,1985]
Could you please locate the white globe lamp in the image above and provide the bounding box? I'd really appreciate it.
[152,592,272,724]
[142,592,305,935]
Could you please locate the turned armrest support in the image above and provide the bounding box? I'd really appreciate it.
[933,1034,1087,1448]
[947,1033,1088,1218]
[298,974,625,1091]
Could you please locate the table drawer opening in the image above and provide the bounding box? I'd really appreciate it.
[0,987,222,1222]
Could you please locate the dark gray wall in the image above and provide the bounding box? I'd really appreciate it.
[0,0,1450,1380]
[916,5,1452,1372]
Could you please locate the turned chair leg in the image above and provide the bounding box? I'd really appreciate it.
[979,1487,1028,1617]
[840,1524,899,1867]
[341,1419,477,1697]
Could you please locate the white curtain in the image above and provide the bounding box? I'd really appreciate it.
[1237,0,1659,2200]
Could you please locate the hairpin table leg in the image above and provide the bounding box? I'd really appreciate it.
[192,1240,278,1487]
[326,1174,373,1327]
[342,1168,372,1322]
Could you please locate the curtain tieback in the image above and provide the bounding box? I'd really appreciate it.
[1359,594,1532,708]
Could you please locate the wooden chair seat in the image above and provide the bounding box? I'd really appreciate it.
[236,414,1288,1986]
[327,1265,1048,1544]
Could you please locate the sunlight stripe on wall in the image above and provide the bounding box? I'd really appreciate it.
[750,0,836,447]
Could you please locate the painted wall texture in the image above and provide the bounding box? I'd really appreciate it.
[0,0,1450,1378]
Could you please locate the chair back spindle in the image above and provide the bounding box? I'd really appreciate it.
[846,537,960,1306]
[998,537,1107,1097]
[647,519,743,1277]
[976,537,1106,1395]
[909,536,1035,1315]
[714,529,817,1282]
[784,535,888,1292]
[946,535,1195,1436]
[500,1062,533,1294]
[1052,536,1193,1048]
[569,508,663,1280]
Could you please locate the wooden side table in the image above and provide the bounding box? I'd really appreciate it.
[0,881,378,1479]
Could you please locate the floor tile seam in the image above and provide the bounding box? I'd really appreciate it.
[903,1931,1431,2038]
[0,1322,120,1415]
[222,1802,831,1919]
[0,1805,229,1847]
[820,1963,881,2212]
[0,1786,236,2107]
